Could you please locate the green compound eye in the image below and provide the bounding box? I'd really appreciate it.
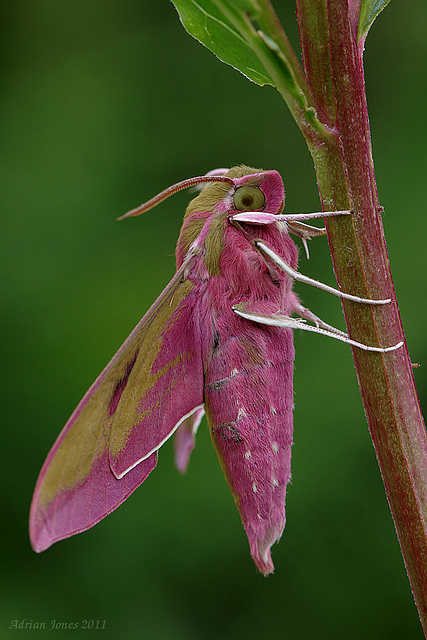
[233,186,265,211]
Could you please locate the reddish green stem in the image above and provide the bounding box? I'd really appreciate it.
[294,0,427,633]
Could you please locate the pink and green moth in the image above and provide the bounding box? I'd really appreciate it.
[29,165,402,575]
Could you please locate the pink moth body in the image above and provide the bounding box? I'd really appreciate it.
[175,168,299,573]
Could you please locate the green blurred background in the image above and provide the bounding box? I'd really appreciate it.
[1,2,426,639]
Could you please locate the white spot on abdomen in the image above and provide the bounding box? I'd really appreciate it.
[272,442,279,454]
[252,482,257,493]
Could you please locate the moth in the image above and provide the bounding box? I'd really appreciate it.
[29,165,402,574]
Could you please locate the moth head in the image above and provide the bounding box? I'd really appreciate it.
[118,165,285,220]
[229,167,285,216]
[188,166,285,219]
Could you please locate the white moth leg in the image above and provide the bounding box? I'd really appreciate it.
[286,221,327,237]
[255,240,392,305]
[294,302,348,337]
[302,238,310,260]
[286,221,328,260]
[282,209,352,223]
[285,210,350,261]
[232,212,347,260]
[231,210,352,226]
[232,306,403,353]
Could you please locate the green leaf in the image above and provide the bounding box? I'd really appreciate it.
[171,0,274,86]
[229,0,259,14]
[358,0,392,43]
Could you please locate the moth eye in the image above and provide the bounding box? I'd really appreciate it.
[233,186,265,211]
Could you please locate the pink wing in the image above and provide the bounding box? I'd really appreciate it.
[173,407,205,473]
[30,256,204,552]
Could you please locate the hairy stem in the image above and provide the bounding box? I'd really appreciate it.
[293,0,427,633]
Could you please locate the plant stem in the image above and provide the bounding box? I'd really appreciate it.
[293,0,427,633]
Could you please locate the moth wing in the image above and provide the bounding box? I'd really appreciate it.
[108,265,205,478]
[30,256,204,552]
[173,407,205,473]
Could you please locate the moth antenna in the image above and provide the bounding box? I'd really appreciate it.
[118,175,234,220]
[192,168,230,192]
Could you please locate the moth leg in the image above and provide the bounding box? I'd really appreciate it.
[287,221,327,260]
[232,304,403,353]
[286,210,350,260]
[293,301,348,337]
[231,212,348,260]
[255,240,392,305]
[286,211,351,259]
[286,221,327,237]
[231,210,351,226]
[281,210,352,222]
